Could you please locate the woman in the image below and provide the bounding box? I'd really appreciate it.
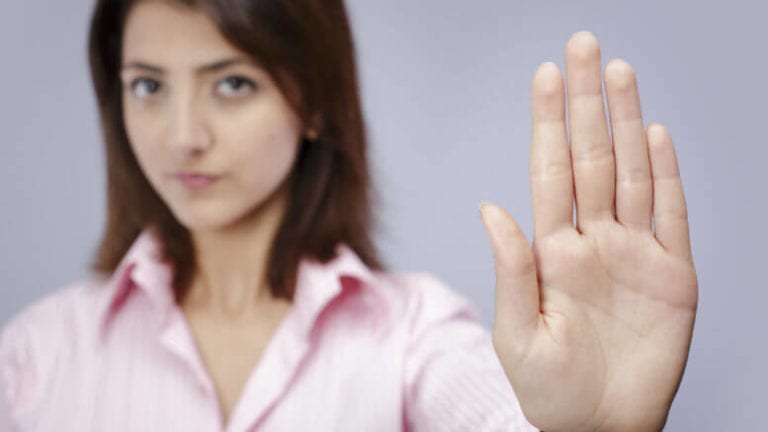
[0,0,699,431]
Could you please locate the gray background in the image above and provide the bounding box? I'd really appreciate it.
[1,0,765,430]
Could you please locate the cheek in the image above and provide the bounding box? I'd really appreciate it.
[228,110,302,190]
[124,109,163,170]
[123,109,174,206]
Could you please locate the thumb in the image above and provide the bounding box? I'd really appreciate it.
[479,202,540,351]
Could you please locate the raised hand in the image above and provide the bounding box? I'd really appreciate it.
[479,31,698,432]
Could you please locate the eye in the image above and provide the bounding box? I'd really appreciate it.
[216,76,256,98]
[128,78,162,100]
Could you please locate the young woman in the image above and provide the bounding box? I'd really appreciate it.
[0,0,699,431]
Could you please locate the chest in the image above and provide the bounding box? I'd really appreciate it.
[181,302,292,425]
[37,295,405,432]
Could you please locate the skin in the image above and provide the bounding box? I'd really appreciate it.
[121,1,698,430]
[480,33,698,431]
[121,0,312,316]
[120,1,312,423]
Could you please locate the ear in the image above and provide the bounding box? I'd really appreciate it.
[305,127,319,141]
[304,112,323,141]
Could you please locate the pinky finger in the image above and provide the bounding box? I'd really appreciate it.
[647,123,692,261]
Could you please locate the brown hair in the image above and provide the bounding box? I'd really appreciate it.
[87,0,383,303]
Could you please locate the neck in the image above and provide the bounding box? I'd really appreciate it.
[184,183,290,318]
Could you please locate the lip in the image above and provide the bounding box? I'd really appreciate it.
[172,172,222,190]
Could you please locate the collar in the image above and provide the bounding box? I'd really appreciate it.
[96,226,388,344]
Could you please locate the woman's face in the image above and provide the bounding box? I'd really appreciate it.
[120,0,304,231]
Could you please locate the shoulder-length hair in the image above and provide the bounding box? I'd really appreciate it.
[87,0,383,303]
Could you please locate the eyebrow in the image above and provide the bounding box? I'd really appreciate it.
[120,56,257,75]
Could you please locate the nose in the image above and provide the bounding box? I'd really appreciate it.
[167,93,213,157]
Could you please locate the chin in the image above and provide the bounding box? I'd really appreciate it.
[164,186,285,233]
[169,203,248,233]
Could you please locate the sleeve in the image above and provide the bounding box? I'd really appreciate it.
[0,318,23,431]
[0,296,63,432]
[401,274,540,432]
[0,389,12,432]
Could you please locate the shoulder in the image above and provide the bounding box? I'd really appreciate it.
[0,276,107,418]
[384,271,478,313]
[320,244,483,331]
[1,275,106,344]
[364,270,484,340]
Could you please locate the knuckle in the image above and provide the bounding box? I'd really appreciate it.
[570,139,613,163]
[530,160,571,180]
[656,205,688,221]
[617,165,652,185]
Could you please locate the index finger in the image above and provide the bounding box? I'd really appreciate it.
[530,62,574,241]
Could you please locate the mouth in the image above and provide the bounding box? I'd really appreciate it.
[172,172,222,190]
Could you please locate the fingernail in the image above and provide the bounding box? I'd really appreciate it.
[478,202,498,243]
[479,202,491,221]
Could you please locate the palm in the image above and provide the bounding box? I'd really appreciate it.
[480,32,698,432]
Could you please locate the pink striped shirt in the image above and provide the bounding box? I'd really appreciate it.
[0,227,538,431]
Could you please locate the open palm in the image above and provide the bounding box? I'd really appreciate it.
[480,32,698,432]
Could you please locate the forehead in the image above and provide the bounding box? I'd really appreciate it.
[121,0,241,65]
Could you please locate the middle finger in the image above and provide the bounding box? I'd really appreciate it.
[565,32,616,232]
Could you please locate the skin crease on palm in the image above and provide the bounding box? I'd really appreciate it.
[121,1,699,430]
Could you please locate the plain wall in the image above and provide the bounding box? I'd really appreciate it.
[1,1,765,430]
